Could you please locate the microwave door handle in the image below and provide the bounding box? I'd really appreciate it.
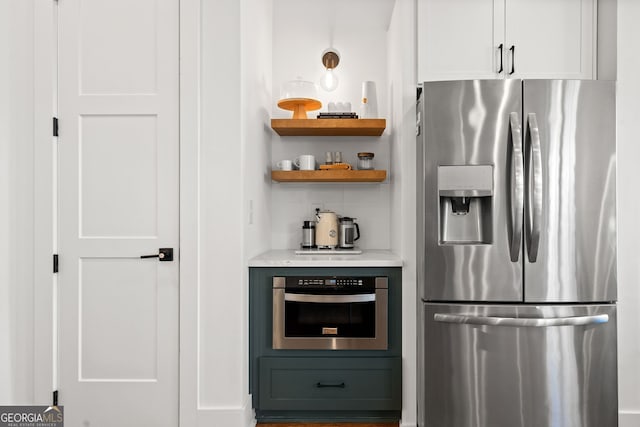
[509,112,524,262]
[526,113,543,262]
[284,293,375,303]
[434,313,609,327]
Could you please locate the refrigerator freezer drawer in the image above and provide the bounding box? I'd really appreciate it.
[420,303,617,427]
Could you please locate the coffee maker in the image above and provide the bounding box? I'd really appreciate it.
[338,217,360,249]
[315,209,339,249]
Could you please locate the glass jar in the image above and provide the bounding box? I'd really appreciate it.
[357,152,374,170]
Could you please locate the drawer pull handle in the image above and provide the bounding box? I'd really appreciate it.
[316,382,345,389]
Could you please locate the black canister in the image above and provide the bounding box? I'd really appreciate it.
[301,220,316,248]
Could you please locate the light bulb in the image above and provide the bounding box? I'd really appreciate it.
[319,68,339,92]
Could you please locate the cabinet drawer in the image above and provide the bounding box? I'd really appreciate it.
[258,357,401,411]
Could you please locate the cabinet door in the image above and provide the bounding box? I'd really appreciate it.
[505,0,594,79]
[417,0,504,82]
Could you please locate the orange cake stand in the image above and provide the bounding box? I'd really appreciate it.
[277,98,322,119]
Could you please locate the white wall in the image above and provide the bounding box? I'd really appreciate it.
[241,0,273,419]
[197,0,244,410]
[182,0,272,425]
[0,0,11,402]
[387,1,417,425]
[0,0,36,405]
[616,1,640,425]
[242,0,273,262]
[598,0,617,80]
[270,0,395,250]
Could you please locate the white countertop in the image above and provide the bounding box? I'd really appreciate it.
[248,249,403,267]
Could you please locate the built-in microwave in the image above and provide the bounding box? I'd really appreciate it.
[272,276,388,350]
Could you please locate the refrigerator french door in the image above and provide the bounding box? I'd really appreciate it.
[417,80,617,427]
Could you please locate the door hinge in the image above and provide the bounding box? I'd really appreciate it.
[53,117,59,137]
[53,254,59,273]
[52,390,58,406]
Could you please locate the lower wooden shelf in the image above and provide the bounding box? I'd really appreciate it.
[271,170,386,183]
[271,118,386,136]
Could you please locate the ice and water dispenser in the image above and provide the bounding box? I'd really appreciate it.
[438,165,493,244]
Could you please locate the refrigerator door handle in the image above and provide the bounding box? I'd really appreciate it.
[509,112,524,262]
[526,113,543,262]
[434,313,609,327]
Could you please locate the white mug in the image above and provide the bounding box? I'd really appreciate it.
[294,154,316,171]
[276,159,293,171]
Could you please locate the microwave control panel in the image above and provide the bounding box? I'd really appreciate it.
[294,277,364,287]
[278,276,384,293]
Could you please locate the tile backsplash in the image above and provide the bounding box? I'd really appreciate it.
[270,5,392,250]
[270,131,392,250]
[271,182,391,249]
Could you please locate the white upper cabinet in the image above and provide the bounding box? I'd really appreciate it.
[418,0,503,81]
[505,0,594,79]
[418,0,595,82]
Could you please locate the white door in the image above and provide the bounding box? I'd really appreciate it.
[57,0,179,426]
[505,0,594,79]
[417,0,504,81]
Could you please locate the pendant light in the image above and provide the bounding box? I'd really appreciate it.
[319,48,340,92]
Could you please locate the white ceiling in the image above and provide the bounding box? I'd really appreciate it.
[274,0,397,31]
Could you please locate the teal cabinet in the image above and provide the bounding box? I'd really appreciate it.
[249,266,402,422]
[259,357,401,411]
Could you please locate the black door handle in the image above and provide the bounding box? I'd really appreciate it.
[141,248,174,261]
[509,45,515,75]
[316,382,345,389]
[498,43,504,73]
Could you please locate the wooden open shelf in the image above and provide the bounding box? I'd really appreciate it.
[271,169,387,183]
[271,118,386,136]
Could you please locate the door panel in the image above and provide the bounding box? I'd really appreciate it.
[505,0,593,79]
[79,114,158,237]
[421,303,617,427]
[58,0,179,425]
[523,80,616,302]
[418,0,504,81]
[420,80,523,301]
[79,258,158,380]
[79,0,158,94]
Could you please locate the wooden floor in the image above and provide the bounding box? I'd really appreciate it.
[257,423,398,427]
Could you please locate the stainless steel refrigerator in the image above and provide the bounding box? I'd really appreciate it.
[416,80,617,427]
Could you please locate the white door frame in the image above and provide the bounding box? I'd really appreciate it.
[33,0,57,405]
[178,0,200,425]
